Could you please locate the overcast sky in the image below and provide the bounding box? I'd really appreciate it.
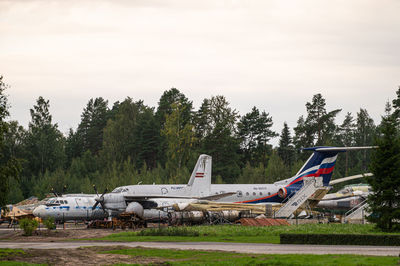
[1,0,399,146]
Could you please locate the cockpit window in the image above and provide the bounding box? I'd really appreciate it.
[112,187,129,193]
[64,200,68,204]
[112,188,122,193]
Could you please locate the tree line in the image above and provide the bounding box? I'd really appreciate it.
[0,75,388,205]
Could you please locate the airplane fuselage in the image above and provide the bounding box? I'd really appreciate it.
[33,195,108,222]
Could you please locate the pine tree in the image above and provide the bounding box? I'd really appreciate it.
[25,97,66,176]
[367,102,400,231]
[278,122,295,168]
[335,112,356,176]
[237,106,277,166]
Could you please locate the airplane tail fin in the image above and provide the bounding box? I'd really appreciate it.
[277,147,376,188]
[186,154,212,197]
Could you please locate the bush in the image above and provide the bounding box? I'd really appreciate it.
[280,233,400,246]
[43,217,56,230]
[19,218,39,236]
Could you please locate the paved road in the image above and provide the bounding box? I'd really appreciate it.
[0,241,398,256]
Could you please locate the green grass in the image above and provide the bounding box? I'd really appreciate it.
[0,249,44,266]
[0,249,25,259]
[99,223,399,244]
[0,262,41,266]
[105,247,399,265]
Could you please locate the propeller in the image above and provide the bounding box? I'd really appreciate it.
[51,185,67,198]
[92,184,108,213]
[51,187,59,198]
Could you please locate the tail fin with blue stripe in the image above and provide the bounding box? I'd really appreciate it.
[276,146,376,188]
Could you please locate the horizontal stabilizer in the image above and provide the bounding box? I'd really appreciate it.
[329,173,373,185]
[303,146,378,152]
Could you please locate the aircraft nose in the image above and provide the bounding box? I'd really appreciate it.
[33,205,45,218]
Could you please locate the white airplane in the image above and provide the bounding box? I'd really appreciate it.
[33,154,222,221]
[32,194,108,222]
[101,146,375,217]
[93,154,233,218]
[208,147,375,204]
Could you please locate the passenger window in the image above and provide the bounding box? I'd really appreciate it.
[268,192,271,196]
[64,200,68,204]
[246,192,249,196]
[237,191,243,197]
[259,192,262,195]
[55,201,59,204]
[253,192,256,196]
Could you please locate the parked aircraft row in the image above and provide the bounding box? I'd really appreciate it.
[32,146,375,222]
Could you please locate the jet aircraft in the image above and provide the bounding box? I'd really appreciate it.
[172,147,375,213]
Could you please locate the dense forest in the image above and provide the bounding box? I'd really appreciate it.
[1,75,391,204]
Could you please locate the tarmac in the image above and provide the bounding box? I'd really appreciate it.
[0,241,399,256]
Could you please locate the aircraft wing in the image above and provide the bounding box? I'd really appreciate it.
[198,192,236,201]
[123,195,199,201]
[329,173,373,185]
[123,192,236,202]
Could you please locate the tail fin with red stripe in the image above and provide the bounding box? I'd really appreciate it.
[186,154,212,197]
[276,147,376,188]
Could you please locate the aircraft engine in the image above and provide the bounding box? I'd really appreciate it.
[126,202,144,218]
[278,187,288,198]
[278,186,299,199]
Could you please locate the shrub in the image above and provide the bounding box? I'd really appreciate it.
[19,218,39,236]
[43,217,56,230]
[280,233,400,246]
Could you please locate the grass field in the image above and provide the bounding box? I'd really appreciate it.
[0,247,397,265]
[104,247,399,265]
[100,223,400,244]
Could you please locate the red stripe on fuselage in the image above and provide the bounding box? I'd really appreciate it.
[235,192,278,203]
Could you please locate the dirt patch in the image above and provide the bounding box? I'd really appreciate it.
[0,228,125,242]
[1,246,170,265]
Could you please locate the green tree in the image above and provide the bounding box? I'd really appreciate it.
[102,98,157,169]
[162,102,196,183]
[237,106,277,166]
[367,103,400,231]
[156,88,193,128]
[195,96,240,183]
[25,97,66,176]
[0,76,21,207]
[294,94,341,160]
[278,122,295,168]
[305,93,341,145]
[156,88,193,166]
[265,151,288,183]
[334,112,356,176]
[391,86,400,120]
[66,97,109,166]
[237,162,265,184]
[355,109,376,172]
